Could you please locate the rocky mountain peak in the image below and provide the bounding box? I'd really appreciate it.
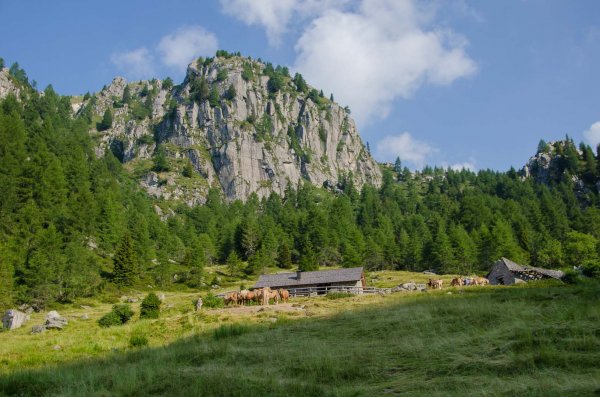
[80,53,381,204]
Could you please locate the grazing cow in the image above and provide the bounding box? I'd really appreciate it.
[238,289,250,305]
[258,287,270,306]
[463,277,473,286]
[474,277,489,286]
[224,291,238,306]
[278,288,289,303]
[450,277,463,287]
[269,289,280,305]
[428,279,443,290]
[253,289,263,304]
[246,290,255,304]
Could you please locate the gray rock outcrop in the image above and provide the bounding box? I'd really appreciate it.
[0,68,20,100]
[44,310,68,330]
[2,309,28,330]
[79,55,381,203]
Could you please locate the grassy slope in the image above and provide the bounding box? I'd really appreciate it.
[0,281,598,396]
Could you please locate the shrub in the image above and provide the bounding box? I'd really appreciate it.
[561,269,580,285]
[140,293,161,319]
[203,292,224,308]
[97,311,122,328]
[129,333,149,348]
[113,304,134,323]
[581,261,600,278]
[216,69,228,82]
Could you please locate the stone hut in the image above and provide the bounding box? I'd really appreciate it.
[254,267,366,294]
[487,257,564,285]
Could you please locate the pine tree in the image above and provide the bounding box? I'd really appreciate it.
[182,160,194,177]
[97,109,113,131]
[209,87,220,107]
[122,85,131,104]
[113,234,137,286]
[153,145,169,172]
[224,84,236,100]
[277,241,293,268]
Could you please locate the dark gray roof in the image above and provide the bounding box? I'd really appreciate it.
[496,257,564,279]
[254,267,364,288]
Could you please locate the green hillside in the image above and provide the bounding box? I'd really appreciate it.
[0,281,598,396]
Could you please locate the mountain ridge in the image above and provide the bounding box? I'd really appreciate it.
[75,53,381,204]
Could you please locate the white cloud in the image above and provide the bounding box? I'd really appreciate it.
[376,132,437,168]
[449,160,476,171]
[583,121,600,147]
[157,26,218,71]
[220,0,348,46]
[293,0,477,126]
[110,47,155,79]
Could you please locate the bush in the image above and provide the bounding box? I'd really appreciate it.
[140,293,161,319]
[129,333,149,348]
[113,304,134,323]
[98,304,135,327]
[203,292,224,308]
[581,261,600,278]
[561,269,581,285]
[97,311,122,328]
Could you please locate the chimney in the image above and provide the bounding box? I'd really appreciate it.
[296,270,302,280]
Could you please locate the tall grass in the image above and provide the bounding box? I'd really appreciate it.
[0,282,598,396]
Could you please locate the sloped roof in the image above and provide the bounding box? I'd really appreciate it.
[495,257,564,279]
[254,267,364,288]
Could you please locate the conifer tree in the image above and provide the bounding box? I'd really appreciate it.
[122,85,131,104]
[97,109,113,131]
[113,234,137,286]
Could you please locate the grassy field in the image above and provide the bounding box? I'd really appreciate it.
[0,278,598,396]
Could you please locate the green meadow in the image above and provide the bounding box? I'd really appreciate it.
[1,279,598,396]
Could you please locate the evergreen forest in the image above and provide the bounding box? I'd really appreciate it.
[1,63,600,309]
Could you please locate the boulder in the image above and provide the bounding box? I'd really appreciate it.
[44,311,68,330]
[2,309,28,330]
[31,325,46,334]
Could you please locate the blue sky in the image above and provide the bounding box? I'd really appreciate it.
[1,0,599,171]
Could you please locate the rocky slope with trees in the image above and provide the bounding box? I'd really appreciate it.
[76,52,381,204]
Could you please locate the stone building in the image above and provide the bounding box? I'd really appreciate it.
[487,257,564,285]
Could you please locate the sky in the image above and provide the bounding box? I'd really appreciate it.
[1,0,599,171]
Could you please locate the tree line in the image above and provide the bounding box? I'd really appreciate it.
[1,65,599,310]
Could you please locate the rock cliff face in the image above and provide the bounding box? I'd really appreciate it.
[81,55,381,203]
[0,68,20,99]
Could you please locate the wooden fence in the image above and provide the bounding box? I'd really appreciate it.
[218,285,390,299]
[285,285,389,297]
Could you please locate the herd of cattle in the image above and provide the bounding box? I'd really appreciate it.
[222,277,490,304]
[223,287,290,306]
[427,276,490,290]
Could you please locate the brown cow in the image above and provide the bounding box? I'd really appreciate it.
[450,277,463,287]
[238,289,250,305]
[224,291,238,306]
[278,288,289,303]
[259,287,270,305]
[269,289,280,305]
[253,288,263,304]
[474,277,489,286]
[428,279,443,289]
[246,290,255,304]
